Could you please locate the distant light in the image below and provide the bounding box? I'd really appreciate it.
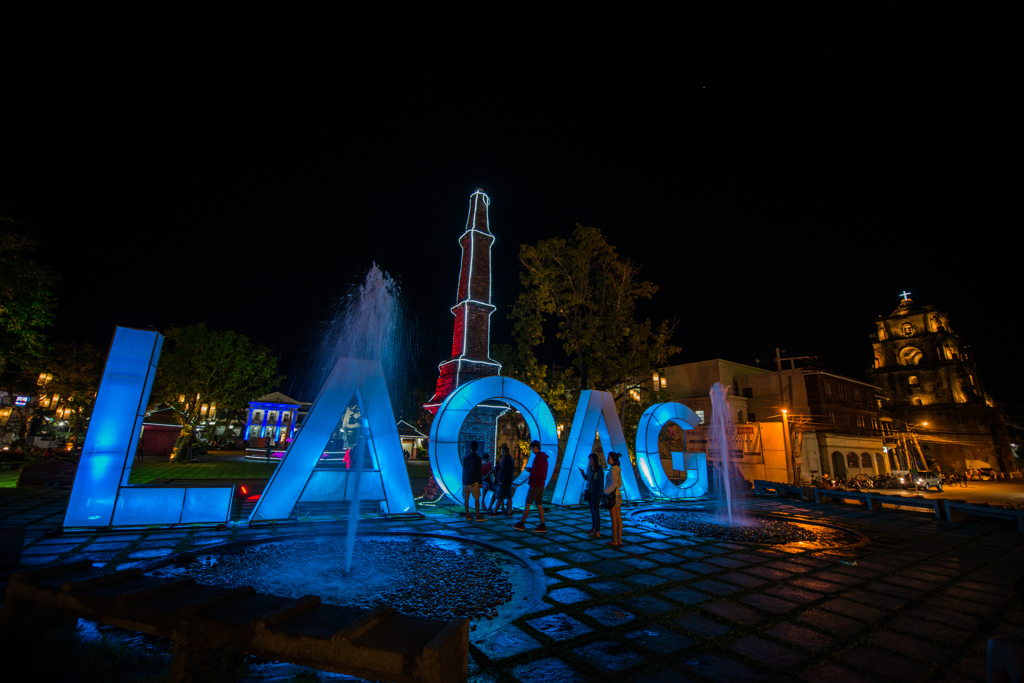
[782,409,788,414]
[922,422,928,426]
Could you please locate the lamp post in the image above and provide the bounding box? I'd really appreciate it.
[782,409,794,483]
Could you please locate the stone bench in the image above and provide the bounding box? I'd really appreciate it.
[753,480,813,502]
[944,500,1024,532]
[0,559,467,683]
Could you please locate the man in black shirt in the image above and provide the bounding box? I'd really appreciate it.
[462,440,484,521]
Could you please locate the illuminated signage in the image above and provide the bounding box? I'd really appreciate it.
[14,396,29,406]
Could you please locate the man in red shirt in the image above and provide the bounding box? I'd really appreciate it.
[512,440,548,533]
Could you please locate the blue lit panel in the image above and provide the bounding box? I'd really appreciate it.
[635,402,708,499]
[298,470,387,502]
[111,487,186,526]
[181,487,234,524]
[249,357,415,522]
[550,391,641,506]
[428,376,558,508]
[64,328,163,527]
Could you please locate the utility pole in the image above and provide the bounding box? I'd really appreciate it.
[774,349,814,483]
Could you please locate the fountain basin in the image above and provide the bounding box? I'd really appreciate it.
[148,531,546,638]
[630,507,867,550]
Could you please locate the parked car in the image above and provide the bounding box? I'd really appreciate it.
[975,468,996,481]
[914,471,943,492]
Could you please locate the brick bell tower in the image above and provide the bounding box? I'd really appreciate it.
[425,189,502,415]
[425,190,504,463]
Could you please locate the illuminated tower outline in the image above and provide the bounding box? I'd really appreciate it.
[425,189,502,414]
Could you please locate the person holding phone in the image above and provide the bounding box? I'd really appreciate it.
[579,452,604,538]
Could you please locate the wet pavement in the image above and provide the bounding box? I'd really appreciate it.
[2,486,1024,682]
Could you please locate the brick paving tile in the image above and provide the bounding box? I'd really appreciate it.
[739,593,797,614]
[765,585,822,603]
[547,588,593,604]
[645,541,676,550]
[588,580,631,595]
[473,624,541,660]
[690,579,741,596]
[590,548,622,559]
[910,605,983,630]
[884,577,937,593]
[572,639,646,674]
[915,564,961,577]
[646,552,681,564]
[639,665,696,683]
[653,567,696,581]
[956,653,989,681]
[557,568,598,580]
[958,580,1006,596]
[727,634,805,669]
[931,595,1002,617]
[855,559,901,572]
[841,589,906,610]
[525,613,593,641]
[791,577,844,593]
[618,544,648,555]
[704,556,748,569]
[680,562,723,575]
[831,564,882,579]
[681,653,767,682]
[798,608,865,636]
[785,555,832,568]
[841,646,928,682]
[800,662,876,682]
[673,549,708,560]
[900,568,950,583]
[560,551,601,564]
[865,581,922,599]
[764,622,833,651]
[742,566,792,580]
[623,624,695,654]
[719,571,766,588]
[729,552,766,564]
[767,560,813,573]
[537,557,569,569]
[510,657,589,683]
[700,545,730,554]
[622,573,669,588]
[672,613,733,638]
[620,557,658,570]
[890,616,969,644]
[589,559,633,576]
[813,570,863,585]
[821,597,887,622]
[704,600,761,625]
[661,587,712,605]
[626,595,678,616]
[866,631,946,663]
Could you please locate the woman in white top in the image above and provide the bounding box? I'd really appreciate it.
[603,452,623,546]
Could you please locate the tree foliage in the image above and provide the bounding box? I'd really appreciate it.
[150,324,282,454]
[40,342,104,444]
[510,224,679,401]
[0,231,57,375]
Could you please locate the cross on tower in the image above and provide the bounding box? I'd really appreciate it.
[900,290,912,301]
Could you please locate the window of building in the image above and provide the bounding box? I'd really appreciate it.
[902,323,915,337]
[860,453,872,468]
[839,385,848,400]
[737,410,744,423]
[748,412,757,422]
[741,387,753,398]
[846,453,858,468]
[829,410,836,423]
[909,376,919,386]
[871,418,878,429]
[824,383,833,398]
[856,414,864,427]
[695,410,705,425]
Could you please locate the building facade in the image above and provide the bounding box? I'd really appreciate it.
[868,294,1014,472]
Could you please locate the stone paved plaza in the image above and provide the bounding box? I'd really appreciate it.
[2,486,1024,682]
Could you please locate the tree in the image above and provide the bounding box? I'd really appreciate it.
[149,324,282,458]
[38,342,104,446]
[0,231,57,376]
[511,224,680,412]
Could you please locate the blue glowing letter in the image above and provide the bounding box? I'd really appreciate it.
[64,327,234,528]
[550,390,642,506]
[635,402,708,499]
[429,376,558,509]
[249,357,414,522]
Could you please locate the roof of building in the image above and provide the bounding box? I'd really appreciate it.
[253,392,303,405]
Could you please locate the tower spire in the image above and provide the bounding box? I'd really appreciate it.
[425,190,501,414]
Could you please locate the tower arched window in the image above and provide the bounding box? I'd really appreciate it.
[912,398,923,406]
[902,323,915,337]
[899,347,923,366]
[908,376,919,387]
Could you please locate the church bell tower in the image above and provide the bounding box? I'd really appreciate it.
[424,189,502,415]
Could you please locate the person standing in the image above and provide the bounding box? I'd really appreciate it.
[578,452,604,538]
[462,440,484,521]
[497,445,515,516]
[604,451,624,546]
[481,454,496,513]
[513,440,548,533]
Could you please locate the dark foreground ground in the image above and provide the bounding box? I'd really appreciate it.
[1,483,1022,682]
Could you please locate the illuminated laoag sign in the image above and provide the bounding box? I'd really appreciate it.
[249,356,415,522]
[428,376,558,509]
[64,327,235,527]
[635,402,709,499]
[429,379,709,506]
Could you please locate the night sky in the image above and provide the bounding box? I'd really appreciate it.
[3,66,1017,407]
